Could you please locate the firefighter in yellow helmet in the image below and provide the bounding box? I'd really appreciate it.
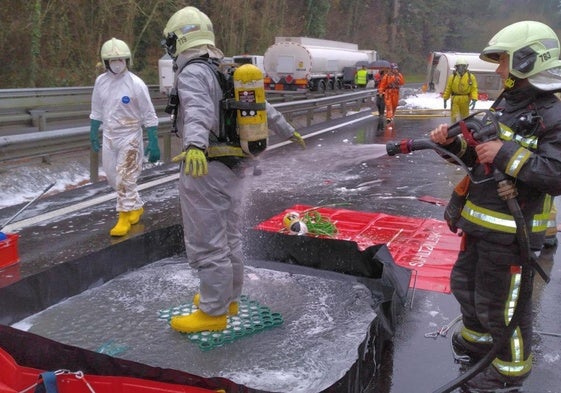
[162,6,305,334]
[430,21,561,392]
[442,57,479,122]
[89,38,159,237]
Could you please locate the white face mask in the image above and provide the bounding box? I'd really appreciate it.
[109,59,126,74]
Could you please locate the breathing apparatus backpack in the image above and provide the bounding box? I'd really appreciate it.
[165,58,268,158]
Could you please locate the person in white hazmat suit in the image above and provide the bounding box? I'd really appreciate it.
[162,6,306,334]
[89,38,160,237]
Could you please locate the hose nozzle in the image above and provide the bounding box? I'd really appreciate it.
[386,138,438,156]
[385,110,498,156]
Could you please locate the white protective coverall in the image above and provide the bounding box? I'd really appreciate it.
[90,70,158,212]
[175,50,296,316]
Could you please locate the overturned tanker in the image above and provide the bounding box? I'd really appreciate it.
[0,217,410,392]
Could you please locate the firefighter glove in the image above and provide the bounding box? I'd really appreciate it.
[470,99,477,110]
[144,126,160,163]
[443,99,447,109]
[290,132,306,149]
[89,119,102,152]
[444,191,466,233]
[173,146,208,177]
[497,179,518,201]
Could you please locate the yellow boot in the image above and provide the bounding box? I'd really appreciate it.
[128,207,144,225]
[170,309,227,333]
[109,212,131,236]
[192,293,239,316]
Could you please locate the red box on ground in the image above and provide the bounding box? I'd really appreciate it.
[0,233,20,269]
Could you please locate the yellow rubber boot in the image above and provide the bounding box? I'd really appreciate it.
[128,207,144,225]
[192,293,239,316]
[109,212,131,236]
[170,309,227,333]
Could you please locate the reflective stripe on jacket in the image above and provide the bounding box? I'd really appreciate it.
[461,195,551,234]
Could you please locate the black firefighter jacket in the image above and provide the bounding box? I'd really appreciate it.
[443,86,561,249]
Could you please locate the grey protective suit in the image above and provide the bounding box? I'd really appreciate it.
[90,70,158,211]
[175,50,297,316]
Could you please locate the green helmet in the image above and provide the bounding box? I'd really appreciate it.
[480,20,561,79]
[162,6,215,58]
[100,38,132,67]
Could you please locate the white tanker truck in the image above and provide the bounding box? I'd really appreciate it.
[263,37,377,92]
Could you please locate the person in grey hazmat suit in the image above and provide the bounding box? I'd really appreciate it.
[89,38,160,237]
[162,6,306,334]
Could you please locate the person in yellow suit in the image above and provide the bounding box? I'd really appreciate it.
[442,58,479,122]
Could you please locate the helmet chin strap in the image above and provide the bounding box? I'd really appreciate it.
[504,75,518,89]
[504,76,516,89]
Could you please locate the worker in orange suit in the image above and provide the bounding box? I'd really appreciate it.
[378,63,404,123]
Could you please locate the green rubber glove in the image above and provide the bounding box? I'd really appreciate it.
[470,99,477,110]
[89,119,102,152]
[144,126,160,163]
[443,99,447,109]
[172,146,208,177]
[290,131,306,149]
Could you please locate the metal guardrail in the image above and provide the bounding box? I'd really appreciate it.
[0,90,375,183]
[0,86,96,110]
[0,86,343,132]
[0,86,168,132]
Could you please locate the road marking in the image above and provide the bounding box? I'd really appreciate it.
[2,174,179,232]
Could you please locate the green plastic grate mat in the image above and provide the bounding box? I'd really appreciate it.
[158,295,284,351]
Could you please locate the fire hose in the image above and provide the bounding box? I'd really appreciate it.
[385,111,548,392]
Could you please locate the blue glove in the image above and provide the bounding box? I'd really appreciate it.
[470,99,477,110]
[144,126,160,163]
[443,99,447,109]
[172,146,208,177]
[89,119,102,152]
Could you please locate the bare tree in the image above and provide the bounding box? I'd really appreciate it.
[29,0,42,87]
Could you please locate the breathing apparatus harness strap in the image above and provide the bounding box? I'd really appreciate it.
[165,57,225,137]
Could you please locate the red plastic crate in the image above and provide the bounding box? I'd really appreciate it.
[0,233,20,269]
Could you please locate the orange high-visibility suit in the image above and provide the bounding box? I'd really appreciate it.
[378,69,405,121]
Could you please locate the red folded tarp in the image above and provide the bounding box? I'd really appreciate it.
[255,204,461,293]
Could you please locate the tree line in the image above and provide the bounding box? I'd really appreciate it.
[1,0,560,89]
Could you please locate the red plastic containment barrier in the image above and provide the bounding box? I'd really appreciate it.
[255,204,462,293]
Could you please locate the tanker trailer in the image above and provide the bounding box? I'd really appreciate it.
[263,37,373,92]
